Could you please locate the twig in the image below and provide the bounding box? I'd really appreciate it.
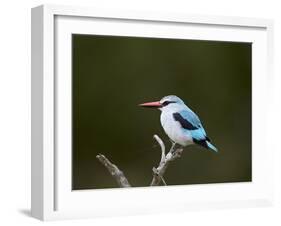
[96,134,184,187]
[150,135,184,186]
[159,175,167,186]
[96,154,131,188]
[153,134,166,165]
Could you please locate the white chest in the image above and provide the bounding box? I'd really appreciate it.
[160,110,193,146]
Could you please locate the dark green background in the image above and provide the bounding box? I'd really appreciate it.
[72,34,252,190]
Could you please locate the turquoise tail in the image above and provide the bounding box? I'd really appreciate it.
[206,141,218,152]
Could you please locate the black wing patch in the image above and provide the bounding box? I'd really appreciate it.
[193,138,209,149]
[173,112,198,130]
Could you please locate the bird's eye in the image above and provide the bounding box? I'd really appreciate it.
[162,101,176,106]
[162,101,169,106]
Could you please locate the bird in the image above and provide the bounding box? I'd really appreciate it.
[139,95,218,152]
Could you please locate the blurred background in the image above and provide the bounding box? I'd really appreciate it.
[72,34,251,190]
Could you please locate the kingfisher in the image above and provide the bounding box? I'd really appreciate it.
[139,95,218,152]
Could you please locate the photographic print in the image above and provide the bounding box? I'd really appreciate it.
[72,34,252,190]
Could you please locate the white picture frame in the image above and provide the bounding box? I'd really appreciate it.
[31,4,274,221]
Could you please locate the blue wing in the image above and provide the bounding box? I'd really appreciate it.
[173,110,207,137]
[173,110,217,152]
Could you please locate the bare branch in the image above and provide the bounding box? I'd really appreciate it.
[96,154,131,188]
[150,135,184,186]
[97,134,184,187]
[153,134,165,164]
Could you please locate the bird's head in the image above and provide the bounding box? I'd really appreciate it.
[139,95,185,111]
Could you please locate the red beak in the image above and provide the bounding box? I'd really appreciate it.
[139,101,162,108]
